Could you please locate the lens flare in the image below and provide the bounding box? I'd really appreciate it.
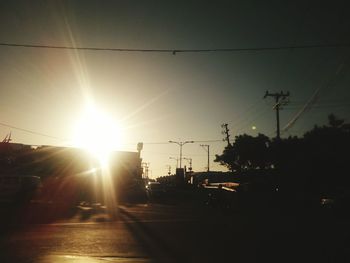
[72,105,122,166]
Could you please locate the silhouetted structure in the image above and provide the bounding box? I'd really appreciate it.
[0,143,144,204]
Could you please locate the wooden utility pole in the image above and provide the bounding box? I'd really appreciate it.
[200,145,210,172]
[221,123,231,146]
[264,91,290,139]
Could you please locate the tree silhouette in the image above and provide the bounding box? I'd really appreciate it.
[214,133,271,172]
[215,114,350,198]
[214,144,237,172]
[301,114,350,195]
[328,113,345,128]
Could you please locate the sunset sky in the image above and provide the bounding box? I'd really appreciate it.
[1,1,350,177]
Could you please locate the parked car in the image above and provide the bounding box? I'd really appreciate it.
[146,182,166,199]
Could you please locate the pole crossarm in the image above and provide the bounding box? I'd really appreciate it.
[264,90,290,139]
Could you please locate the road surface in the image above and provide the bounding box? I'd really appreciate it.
[0,199,349,262]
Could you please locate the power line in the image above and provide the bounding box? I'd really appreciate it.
[193,140,222,143]
[230,102,268,129]
[125,142,169,145]
[229,99,265,126]
[228,102,272,135]
[289,99,350,105]
[143,151,211,157]
[282,53,350,133]
[0,119,223,145]
[0,121,66,141]
[1,42,350,54]
[120,139,222,146]
[285,104,350,110]
[234,107,271,135]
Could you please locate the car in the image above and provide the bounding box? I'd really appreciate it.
[146,182,166,199]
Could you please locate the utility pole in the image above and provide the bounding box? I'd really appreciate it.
[169,140,194,168]
[200,144,210,172]
[221,123,231,146]
[264,91,290,139]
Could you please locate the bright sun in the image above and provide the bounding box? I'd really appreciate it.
[73,105,122,164]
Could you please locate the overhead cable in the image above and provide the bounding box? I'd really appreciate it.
[1,42,349,54]
[0,121,66,141]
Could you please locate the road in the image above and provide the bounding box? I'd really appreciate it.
[0,197,349,263]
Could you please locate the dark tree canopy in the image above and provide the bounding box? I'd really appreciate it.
[215,133,271,172]
[215,114,350,196]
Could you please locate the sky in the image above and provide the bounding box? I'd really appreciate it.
[0,0,350,178]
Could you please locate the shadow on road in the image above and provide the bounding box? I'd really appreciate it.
[119,206,184,263]
[0,201,78,226]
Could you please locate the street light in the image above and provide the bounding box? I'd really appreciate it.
[169,140,194,168]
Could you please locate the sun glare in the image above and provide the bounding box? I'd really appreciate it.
[73,106,122,165]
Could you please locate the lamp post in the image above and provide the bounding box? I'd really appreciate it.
[169,140,194,168]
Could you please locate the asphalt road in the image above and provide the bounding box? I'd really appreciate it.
[0,198,349,263]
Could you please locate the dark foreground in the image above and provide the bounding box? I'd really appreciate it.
[0,195,349,263]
